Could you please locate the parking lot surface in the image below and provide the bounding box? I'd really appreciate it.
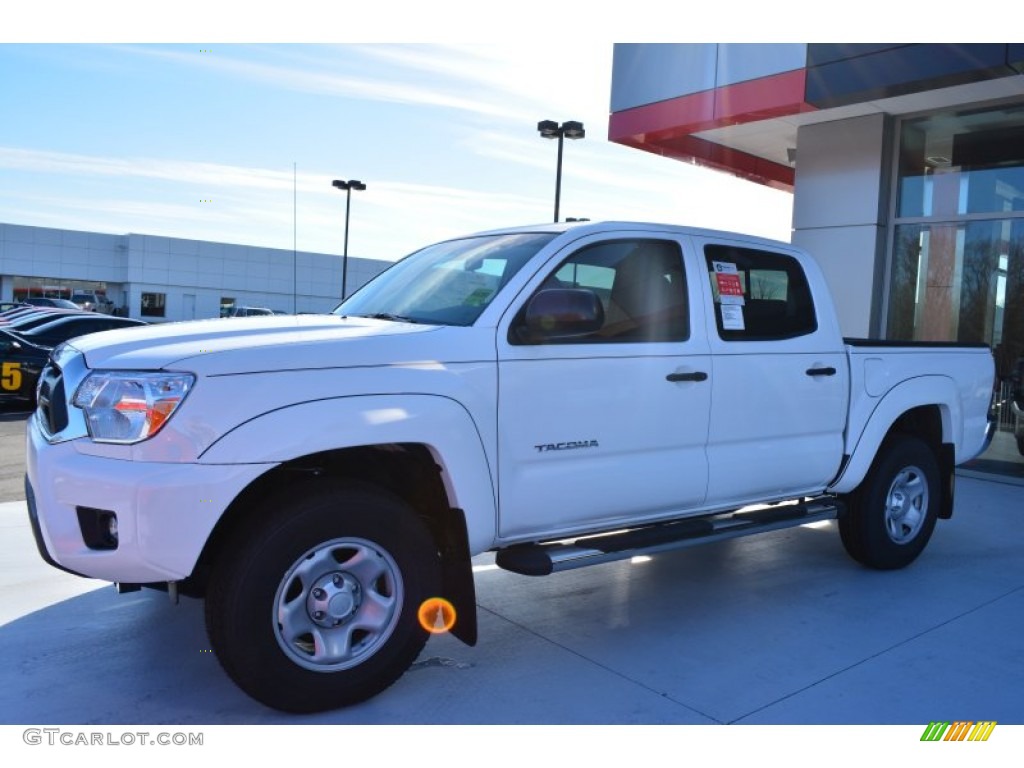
[1,410,1022,726]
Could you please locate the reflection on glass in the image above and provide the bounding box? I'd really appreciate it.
[893,105,1024,472]
[897,107,1024,219]
[888,220,1024,354]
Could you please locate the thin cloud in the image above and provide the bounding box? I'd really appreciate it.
[114,45,526,122]
[0,146,294,191]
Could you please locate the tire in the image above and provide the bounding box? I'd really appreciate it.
[839,434,940,570]
[205,482,441,713]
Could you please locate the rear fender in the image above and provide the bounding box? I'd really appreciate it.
[830,376,957,494]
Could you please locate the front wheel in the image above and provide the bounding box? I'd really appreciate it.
[839,434,940,570]
[205,482,441,713]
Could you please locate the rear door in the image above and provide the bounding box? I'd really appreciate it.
[695,238,849,507]
[495,233,711,539]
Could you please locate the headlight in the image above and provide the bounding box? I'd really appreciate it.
[72,371,195,443]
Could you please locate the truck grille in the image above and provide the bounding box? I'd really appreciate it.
[36,362,69,435]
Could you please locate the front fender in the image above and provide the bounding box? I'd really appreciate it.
[830,376,958,494]
[199,394,498,552]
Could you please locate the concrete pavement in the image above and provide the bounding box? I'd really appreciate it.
[1,472,1021,726]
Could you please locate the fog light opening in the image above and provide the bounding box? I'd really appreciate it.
[76,506,119,550]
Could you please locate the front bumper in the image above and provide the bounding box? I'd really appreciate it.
[26,416,273,583]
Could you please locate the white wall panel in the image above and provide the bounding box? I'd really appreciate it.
[793,114,888,230]
[792,225,880,338]
[791,113,890,338]
[62,230,90,248]
[34,228,62,246]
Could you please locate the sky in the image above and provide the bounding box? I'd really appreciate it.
[0,9,807,264]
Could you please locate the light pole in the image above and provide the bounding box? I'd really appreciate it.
[332,179,366,300]
[537,120,584,223]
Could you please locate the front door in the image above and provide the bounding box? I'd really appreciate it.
[496,234,711,539]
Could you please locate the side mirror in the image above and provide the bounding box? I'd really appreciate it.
[522,288,604,341]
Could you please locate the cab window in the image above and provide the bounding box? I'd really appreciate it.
[511,239,689,344]
[704,244,817,341]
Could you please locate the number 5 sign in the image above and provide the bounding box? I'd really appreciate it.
[1,362,22,391]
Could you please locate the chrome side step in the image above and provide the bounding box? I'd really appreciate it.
[495,498,842,576]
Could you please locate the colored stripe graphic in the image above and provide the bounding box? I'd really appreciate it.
[920,721,996,742]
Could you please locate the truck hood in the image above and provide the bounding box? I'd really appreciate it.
[64,314,457,375]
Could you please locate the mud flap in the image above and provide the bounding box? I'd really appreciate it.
[438,507,478,646]
[939,442,955,519]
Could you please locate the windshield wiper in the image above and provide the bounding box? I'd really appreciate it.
[359,312,423,324]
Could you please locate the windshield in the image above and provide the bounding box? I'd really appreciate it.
[335,232,557,326]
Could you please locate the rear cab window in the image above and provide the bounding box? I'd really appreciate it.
[703,244,817,341]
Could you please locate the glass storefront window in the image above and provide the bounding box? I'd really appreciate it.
[891,103,1024,476]
[140,292,166,318]
[897,106,1024,219]
[11,277,112,303]
[887,220,1023,349]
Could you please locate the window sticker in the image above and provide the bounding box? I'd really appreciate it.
[721,304,745,330]
[464,287,495,307]
[712,261,745,305]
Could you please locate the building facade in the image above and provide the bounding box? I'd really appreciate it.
[0,223,388,321]
[610,44,1024,473]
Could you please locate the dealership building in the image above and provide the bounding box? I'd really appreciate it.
[610,43,1024,473]
[0,222,387,320]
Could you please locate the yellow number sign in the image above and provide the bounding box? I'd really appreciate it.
[1,362,22,391]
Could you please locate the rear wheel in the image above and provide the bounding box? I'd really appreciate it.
[839,434,940,570]
[205,482,440,713]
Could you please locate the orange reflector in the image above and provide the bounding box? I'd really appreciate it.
[417,597,456,634]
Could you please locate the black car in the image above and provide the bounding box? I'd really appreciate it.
[1,308,85,333]
[0,329,51,410]
[18,314,146,348]
[2,315,146,408]
[0,306,46,321]
[1011,356,1024,456]
[22,297,82,310]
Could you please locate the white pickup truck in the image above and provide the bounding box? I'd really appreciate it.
[26,221,994,713]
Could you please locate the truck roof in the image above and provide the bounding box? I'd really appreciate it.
[466,220,794,250]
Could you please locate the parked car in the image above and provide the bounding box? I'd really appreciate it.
[1011,356,1024,455]
[3,314,144,408]
[0,306,45,321]
[1,308,84,333]
[0,329,51,409]
[224,306,274,317]
[69,291,115,314]
[17,314,145,349]
[26,221,995,713]
[23,297,82,310]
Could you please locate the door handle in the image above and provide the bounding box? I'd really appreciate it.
[666,371,708,382]
[806,367,837,377]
